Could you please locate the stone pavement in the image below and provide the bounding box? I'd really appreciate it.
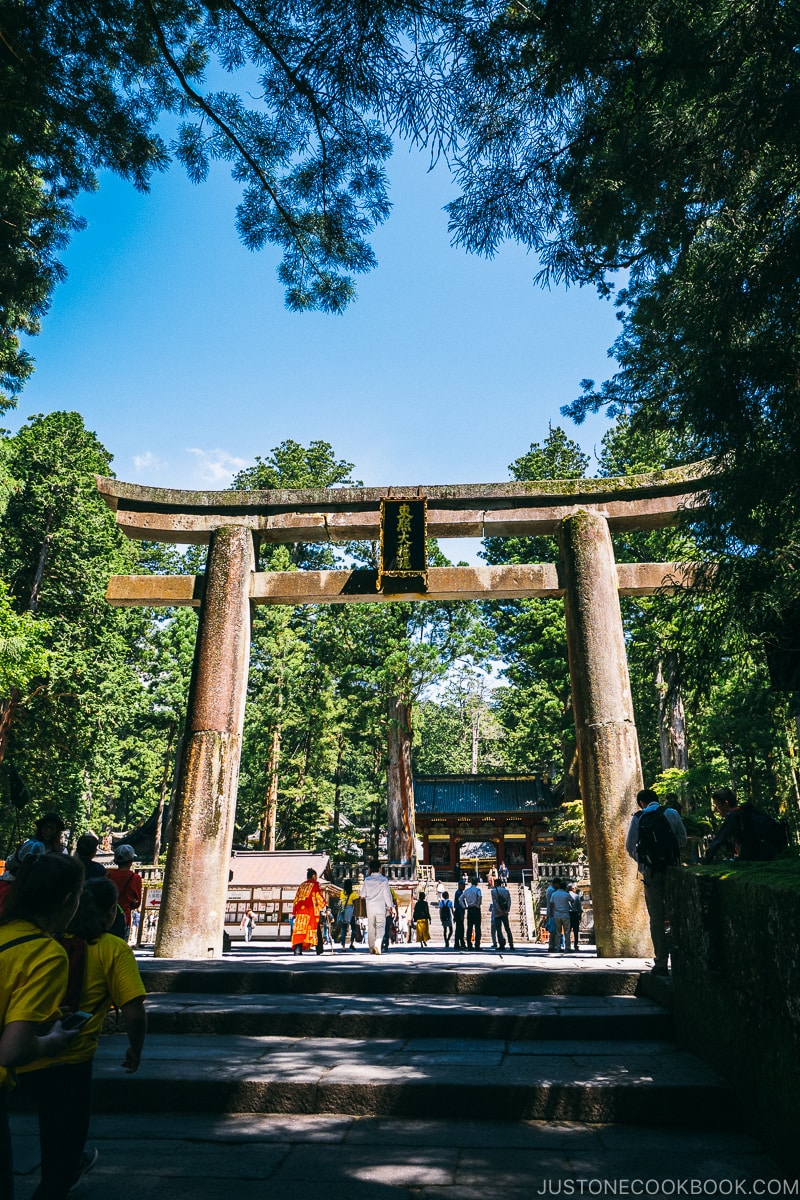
[10,1113,785,1199]
[8,944,792,1196]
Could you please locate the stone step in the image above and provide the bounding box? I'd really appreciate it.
[143,991,672,1041]
[86,1032,732,1125]
[138,958,651,999]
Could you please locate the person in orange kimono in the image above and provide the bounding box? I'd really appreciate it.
[291,869,325,955]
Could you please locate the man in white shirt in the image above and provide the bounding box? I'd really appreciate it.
[360,861,395,955]
[461,877,483,950]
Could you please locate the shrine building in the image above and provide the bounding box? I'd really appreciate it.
[414,774,564,880]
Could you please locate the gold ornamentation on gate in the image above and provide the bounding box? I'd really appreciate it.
[378,498,428,592]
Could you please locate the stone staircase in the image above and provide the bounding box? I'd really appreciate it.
[12,949,783,1198]
[89,955,728,1123]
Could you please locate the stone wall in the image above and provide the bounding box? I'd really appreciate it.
[668,861,800,1173]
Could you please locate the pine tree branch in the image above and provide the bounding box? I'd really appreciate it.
[140,0,326,285]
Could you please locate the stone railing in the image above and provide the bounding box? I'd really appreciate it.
[329,861,417,884]
[535,861,586,881]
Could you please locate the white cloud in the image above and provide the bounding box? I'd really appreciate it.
[185,447,250,485]
[132,450,167,473]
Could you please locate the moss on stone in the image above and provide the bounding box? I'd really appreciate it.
[688,857,800,891]
[97,460,716,513]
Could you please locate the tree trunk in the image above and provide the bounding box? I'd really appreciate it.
[29,531,54,615]
[789,719,800,807]
[656,653,689,773]
[471,705,480,774]
[562,727,582,804]
[285,730,311,851]
[153,720,176,865]
[386,695,415,864]
[259,723,281,850]
[0,688,20,765]
[332,732,345,838]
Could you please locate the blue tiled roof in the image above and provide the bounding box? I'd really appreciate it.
[414,775,555,814]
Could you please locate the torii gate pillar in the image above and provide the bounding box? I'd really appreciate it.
[559,510,650,957]
[155,526,254,959]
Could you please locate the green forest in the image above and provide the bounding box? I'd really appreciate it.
[1,413,797,859]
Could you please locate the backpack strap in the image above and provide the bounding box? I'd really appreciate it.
[0,932,47,953]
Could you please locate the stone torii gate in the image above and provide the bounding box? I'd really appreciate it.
[97,462,709,961]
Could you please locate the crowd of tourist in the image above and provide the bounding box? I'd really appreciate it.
[283,861,538,955]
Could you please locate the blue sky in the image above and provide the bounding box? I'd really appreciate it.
[11,142,621,562]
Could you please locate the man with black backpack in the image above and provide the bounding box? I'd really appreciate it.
[491,879,514,951]
[626,788,687,976]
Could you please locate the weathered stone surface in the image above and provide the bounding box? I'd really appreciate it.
[154,730,242,959]
[254,564,561,604]
[106,496,709,545]
[155,526,254,960]
[97,465,712,545]
[96,460,713,513]
[105,563,702,609]
[106,574,204,606]
[669,863,800,1174]
[559,510,650,958]
[113,496,704,544]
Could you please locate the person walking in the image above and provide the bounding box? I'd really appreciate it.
[491,879,514,951]
[361,862,394,955]
[453,880,468,950]
[73,835,105,881]
[544,877,564,948]
[548,879,572,953]
[318,905,335,953]
[15,876,147,1199]
[0,852,85,1199]
[412,891,431,947]
[338,879,358,950]
[240,909,255,943]
[567,886,583,952]
[32,813,67,856]
[291,869,325,955]
[382,886,400,952]
[438,891,454,948]
[105,845,142,940]
[462,876,483,950]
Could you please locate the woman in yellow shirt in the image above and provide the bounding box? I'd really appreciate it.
[16,875,147,1198]
[0,852,85,1199]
